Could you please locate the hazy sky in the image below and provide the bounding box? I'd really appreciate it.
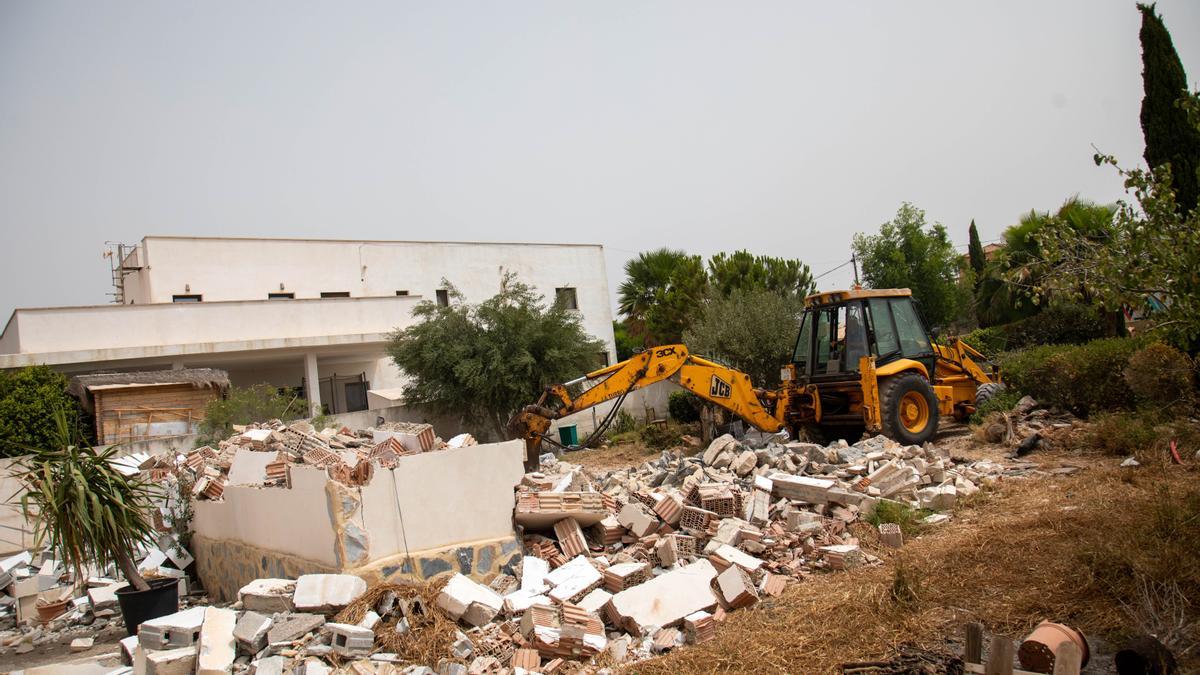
[1,1,1197,322]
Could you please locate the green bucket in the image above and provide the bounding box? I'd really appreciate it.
[557,424,579,447]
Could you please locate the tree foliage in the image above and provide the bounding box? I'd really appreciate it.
[15,407,159,590]
[967,220,986,278]
[1138,2,1200,214]
[976,198,1114,327]
[851,203,961,328]
[684,288,805,387]
[617,248,707,347]
[612,319,639,361]
[0,366,88,457]
[198,384,308,445]
[388,274,604,439]
[707,250,815,299]
[1036,96,1200,346]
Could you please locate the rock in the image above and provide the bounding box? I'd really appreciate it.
[731,451,757,476]
[435,574,503,627]
[70,636,93,651]
[1013,396,1038,415]
[233,611,273,655]
[1121,457,1141,468]
[145,645,198,675]
[702,434,737,465]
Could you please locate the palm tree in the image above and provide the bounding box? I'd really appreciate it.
[617,248,706,346]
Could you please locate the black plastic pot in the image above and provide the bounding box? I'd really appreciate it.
[115,577,180,636]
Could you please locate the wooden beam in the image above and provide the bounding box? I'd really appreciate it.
[965,622,984,664]
[1052,642,1081,675]
[985,635,1013,675]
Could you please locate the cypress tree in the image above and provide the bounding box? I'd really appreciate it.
[967,220,986,277]
[1138,3,1200,214]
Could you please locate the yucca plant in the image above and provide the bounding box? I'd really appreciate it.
[14,407,158,591]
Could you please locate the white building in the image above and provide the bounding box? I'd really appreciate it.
[0,236,617,417]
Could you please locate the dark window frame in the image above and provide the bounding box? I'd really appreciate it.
[555,287,579,310]
[268,292,295,300]
[435,289,450,307]
[172,294,202,303]
[319,291,351,299]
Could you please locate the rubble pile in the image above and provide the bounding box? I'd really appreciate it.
[140,420,476,500]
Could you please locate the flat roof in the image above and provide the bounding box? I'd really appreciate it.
[141,235,605,248]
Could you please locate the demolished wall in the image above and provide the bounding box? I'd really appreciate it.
[193,440,526,601]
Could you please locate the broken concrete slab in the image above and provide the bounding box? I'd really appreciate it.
[239,578,297,613]
[520,556,549,592]
[606,559,718,634]
[616,502,659,538]
[545,556,602,604]
[267,613,326,644]
[233,611,273,655]
[436,574,503,627]
[293,574,367,614]
[196,606,237,675]
[227,449,278,486]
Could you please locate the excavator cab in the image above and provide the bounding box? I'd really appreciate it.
[785,288,999,444]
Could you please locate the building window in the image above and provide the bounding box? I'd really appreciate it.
[268,293,294,300]
[555,287,578,310]
[320,292,350,298]
[435,289,450,307]
[396,290,410,296]
[172,294,202,303]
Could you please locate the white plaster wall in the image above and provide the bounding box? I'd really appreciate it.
[0,296,418,356]
[357,440,524,555]
[130,237,615,359]
[192,466,340,567]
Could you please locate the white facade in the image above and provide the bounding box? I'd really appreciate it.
[1,236,616,421]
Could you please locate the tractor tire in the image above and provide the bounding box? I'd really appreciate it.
[975,382,1007,408]
[879,372,939,445]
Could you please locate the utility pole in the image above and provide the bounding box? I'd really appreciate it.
[851,253,860,286]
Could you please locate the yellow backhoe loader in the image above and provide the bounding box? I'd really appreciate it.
[508,288,1001,466]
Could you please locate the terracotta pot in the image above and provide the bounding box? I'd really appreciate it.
[1018,620,1090,672]
[35,597,70,623]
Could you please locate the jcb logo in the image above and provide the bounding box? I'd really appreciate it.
[709,375,731,398]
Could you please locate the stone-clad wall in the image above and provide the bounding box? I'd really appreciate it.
[194,533,522,602]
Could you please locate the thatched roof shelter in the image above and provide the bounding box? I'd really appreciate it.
[69,368,230,412]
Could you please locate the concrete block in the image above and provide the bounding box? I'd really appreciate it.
[234,611,273,655]
[731,450,757,476]
[293,574,367,614]
[71,636,94,651]
[769,474,834,504]
[139,606,206,650]
[197,606,237,675]
[327,622,375,657]
[436,574,503,627]
[709,544,763,575]
[576,588,612,614]
[145,645,198,675]
[239,578,297,613]
[267,613,326,644]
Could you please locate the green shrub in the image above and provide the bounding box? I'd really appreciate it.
[1081,411,1200,461]
[609,409,637,436]
[0,366,90,456]
[198,384,308,445]
[668,391,701,423]
[959,304,1107,357]
[999,337,1147,416]
[639,422,685,450]
[866,501,932,538]
[1124,342,1195,413]
[969,388,1024,424]
[960,326,1008,356]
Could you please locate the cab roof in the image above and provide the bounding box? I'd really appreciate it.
[804,288,912,308]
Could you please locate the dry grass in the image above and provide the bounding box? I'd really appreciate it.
[635,451,1200,674]
[333,578,459,666]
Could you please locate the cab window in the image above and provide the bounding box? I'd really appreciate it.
[867,299,901,357]
[792,312,813,374]
[889,298,932,357]
[814,308,834,373]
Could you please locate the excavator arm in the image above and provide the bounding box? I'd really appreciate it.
[507,344,783,466]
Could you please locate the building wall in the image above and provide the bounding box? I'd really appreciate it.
[125,236,616,359]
